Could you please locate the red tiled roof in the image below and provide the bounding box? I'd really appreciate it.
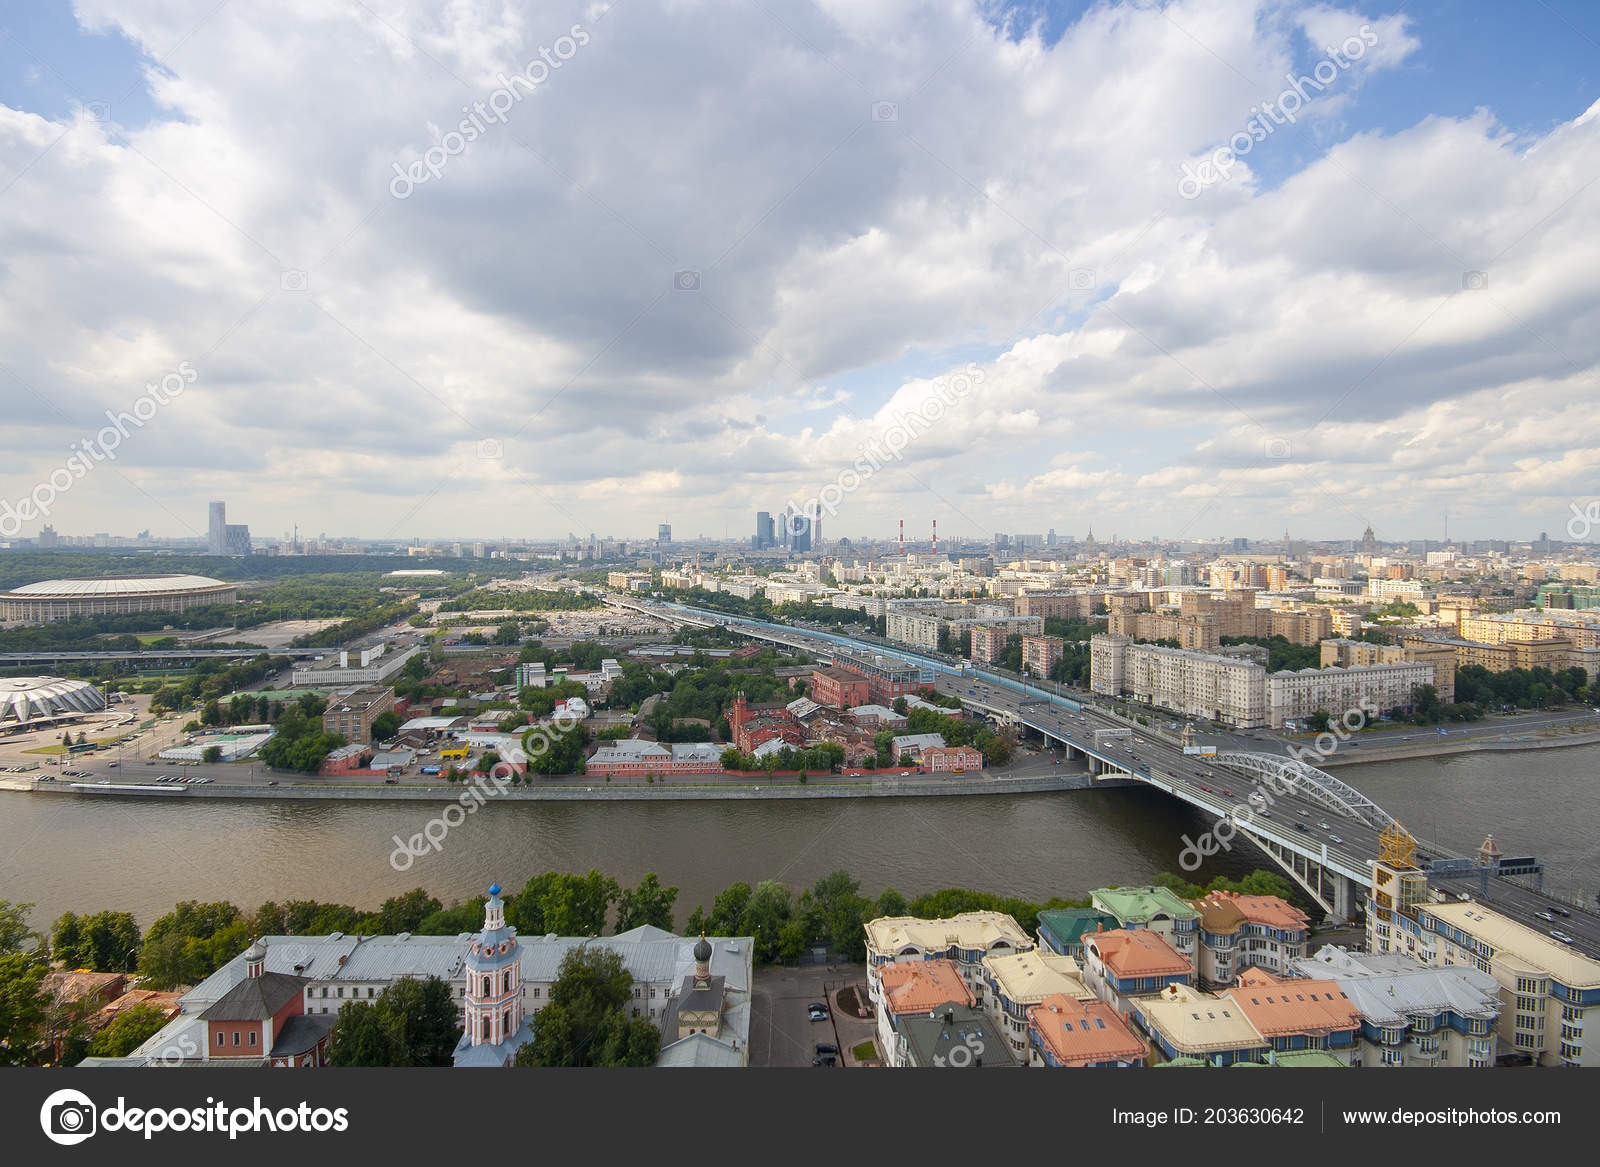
[1028,993,1148,1066]
[1085,929,1191,979]
[880,959,975,1015]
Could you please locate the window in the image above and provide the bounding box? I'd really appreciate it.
[249,1032,257,1047]
[217,1032,225,1047]
[232,1032,240,1046]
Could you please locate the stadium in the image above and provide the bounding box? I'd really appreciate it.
[0,574,237,623]
[0,677,107,728]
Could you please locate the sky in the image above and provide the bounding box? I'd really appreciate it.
[0,0,1597,547]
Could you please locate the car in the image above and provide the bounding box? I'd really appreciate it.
[815,1043,838,1056]
[384,778,399,785]
[107,761,118,767]
[1294,822,1308,833]
[1198,784,1212,793]
[812,1054,837,1066]
[1537,911,1557,922]
[808,1005,829,1021]
[1259,810,1272,819]
[1550,930,1575,945]
[1220,788,1233,797]
[1328,834,1344,844]
[267,780,279,786]
[1551,906,1572,918]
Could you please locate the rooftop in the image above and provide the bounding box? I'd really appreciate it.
[880,959,975,1015]
[1227,968,1362,1037]
[1134,983,1264,1055]
[1028,994,1148,1066]
[1423,902,1600,988]
[981,949,1091,1006]
[1084,929,1192,979]
[865,912,1033,956]
[1037,908,1119,948]
[1092,885,1200,925]
[1194,890,1310,935]
[1289,946,1500,1024]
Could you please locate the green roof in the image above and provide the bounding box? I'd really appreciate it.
[1091,886,1199,925]
[1037,909,1117,947]
[1269,1050,1348,1068]
[1153,1056,1207,1068]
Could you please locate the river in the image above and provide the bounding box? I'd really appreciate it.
[1,743,1595,928]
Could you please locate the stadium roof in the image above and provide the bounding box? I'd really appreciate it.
[1,574,230,598]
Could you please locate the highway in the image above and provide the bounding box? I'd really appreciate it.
[625,596,1600,949]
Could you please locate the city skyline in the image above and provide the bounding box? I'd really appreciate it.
[0,1,1597,544]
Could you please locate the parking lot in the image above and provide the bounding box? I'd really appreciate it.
[748,963,875,1067]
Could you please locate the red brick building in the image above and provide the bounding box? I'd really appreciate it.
[922,745,983,772]
[809,666,871,709]
[727,694,805,754]
[970,626,1007,665]
[199,941,332,1067]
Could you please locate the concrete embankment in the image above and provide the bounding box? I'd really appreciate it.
[1316,728,1600,767]
[16,772,1137,803]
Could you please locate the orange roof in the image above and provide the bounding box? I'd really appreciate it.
[1028,993,1148,1066]
[1227,969,1361,1037]
[94,989,183,1027]
[1195,890,1309,933]
[879,959,975,1015]
[1084,929,1191,979]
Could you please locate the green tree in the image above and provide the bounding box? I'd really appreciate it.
[370,711,401,741]
[325,976,461,1066]
[202,745,223,763]
[0,901,40,955]
[514,946,657,1067]
[136,901,250,989]
[807,870,870,961]
[85,1004,171,1058]
[613,874,678,933]
[0,951,50,1065]
[50,911,141,972]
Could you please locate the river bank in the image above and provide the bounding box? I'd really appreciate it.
[6,770,1131,802]
[1313,727,1600,766]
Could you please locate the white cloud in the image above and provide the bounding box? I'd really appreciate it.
[0,0,1593,543]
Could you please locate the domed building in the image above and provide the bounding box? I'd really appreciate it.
[0,574,236,623]
[0,676,105,727]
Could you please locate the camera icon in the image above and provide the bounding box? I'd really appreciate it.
[40,1089,97,1146]
[871,101,899,122]
[476,438,504,460]
[1462,270,1488,291]
[85,101,111,122]
[1068,268,1097,292]
[280,269,309,292]
[1263,437,1293,460]
[674,269,700,291]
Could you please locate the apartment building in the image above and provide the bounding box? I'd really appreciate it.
[981,949,1092,1063]
[1225,967,1363,1064]
[1266,661,1434,728]
[1028,995,1149,1068]
[1367,859,1600,1067]
[321,686,395,745]
[1322,638,1457,704]
[1090,635,1269,729]
[1036,908,1118,961]
[1081,929,1193,1015]
[865,912,1034,1010]
[969,624,1008,665]
[1021,635,1066,676]
[1130,982,1268,1066]
[1289,946,1499,1067]
[1092,885,1202,968]
[1191,891,1311,988]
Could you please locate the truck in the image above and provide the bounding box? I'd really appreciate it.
[419,765,441,776]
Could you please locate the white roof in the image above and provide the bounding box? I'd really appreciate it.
[2,574,230,597]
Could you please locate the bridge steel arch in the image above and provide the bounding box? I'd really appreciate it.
[1213,752,1398,832]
